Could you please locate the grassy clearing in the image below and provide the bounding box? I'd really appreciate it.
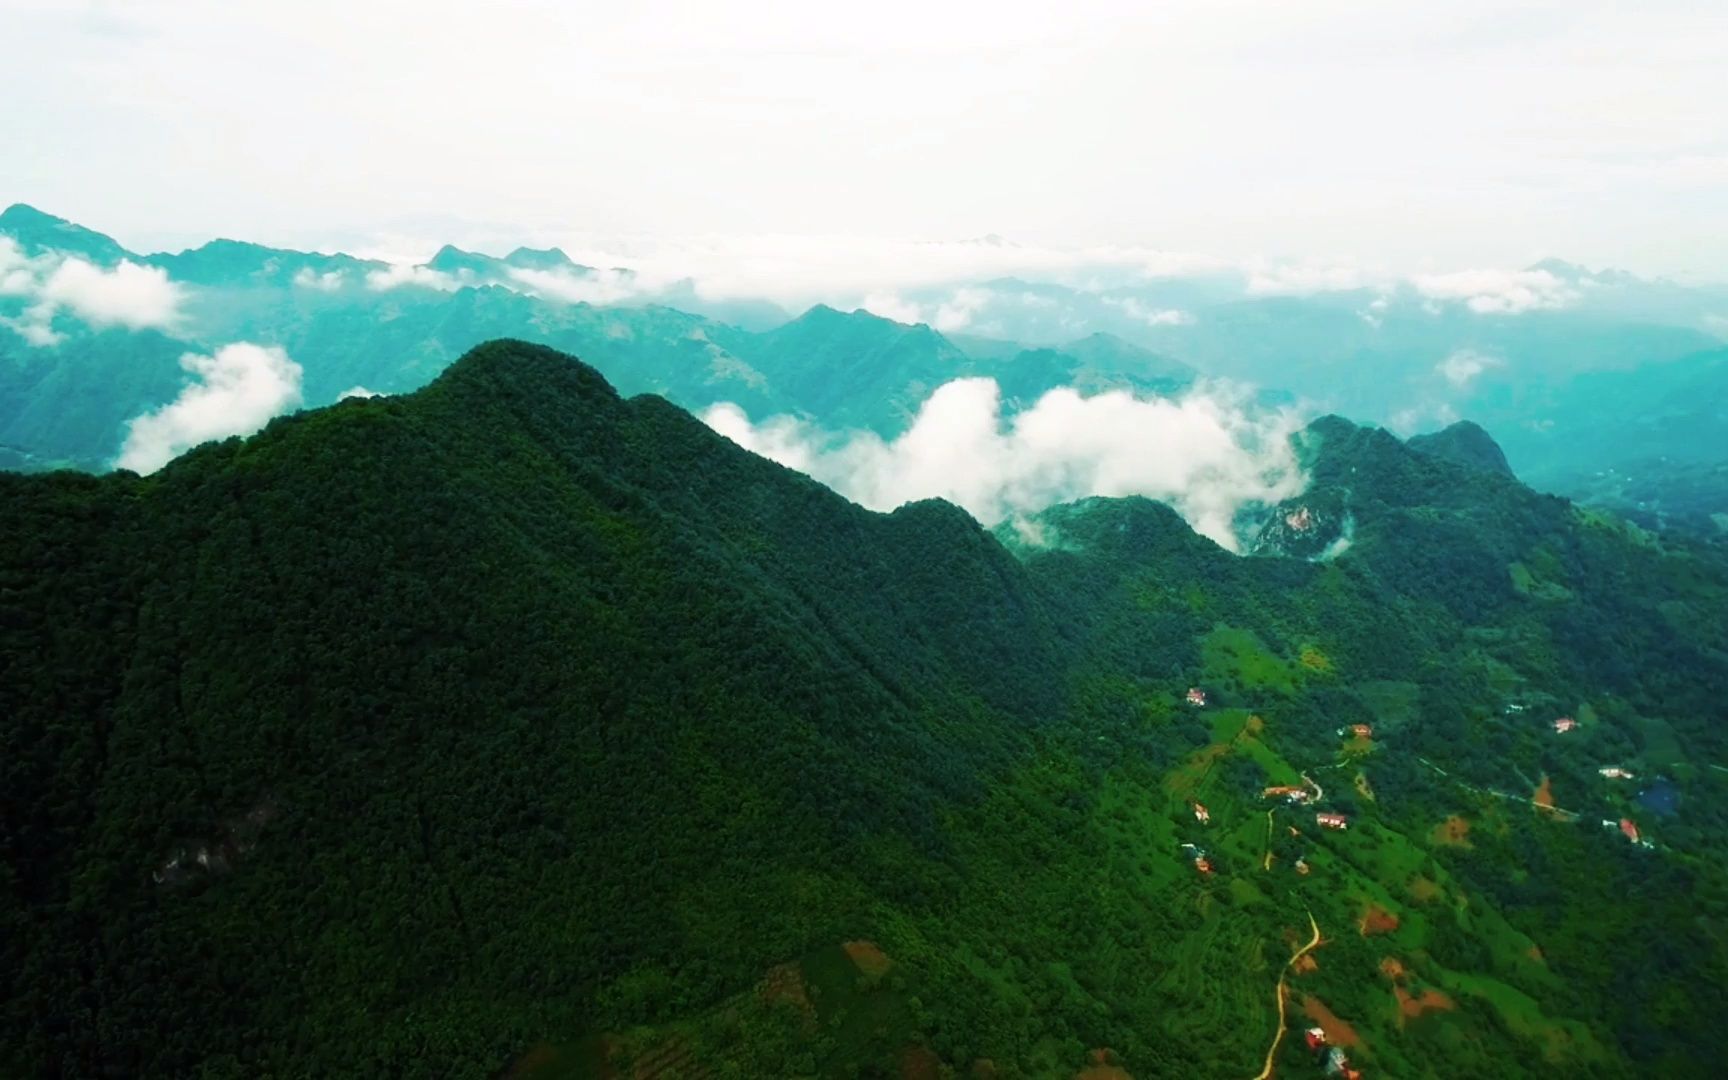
[1636,715,1686,770]
[1358,680,1421,732]
[1203,624,1300,696]
[1436,969,1608,1064]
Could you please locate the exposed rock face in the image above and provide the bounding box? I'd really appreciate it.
[1251,490,1351,559]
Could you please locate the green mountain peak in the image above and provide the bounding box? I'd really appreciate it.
[1408,419,1516,478]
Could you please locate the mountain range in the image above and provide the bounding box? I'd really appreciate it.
[4,340,1726,1077]
[4,204,1726,545]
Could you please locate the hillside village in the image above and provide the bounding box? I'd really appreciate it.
[1162,678,1686,1079]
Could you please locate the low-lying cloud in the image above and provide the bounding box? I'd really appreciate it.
[1436,348,1501,388]
[0,237,184,345]
[1105,296,1194,326]
[116,343,304,474]
[364,263,464,292]
[505,266,651,306]
[860,286,993,332]
[1411,268,1577,314]
[292,267,348,291]
[1245,260,1382,297]
[706,378,1304,551]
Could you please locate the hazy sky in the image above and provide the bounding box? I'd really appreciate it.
[5,0,1726,276]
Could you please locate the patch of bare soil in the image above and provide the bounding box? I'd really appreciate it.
[1360,903,1400,936]
[1534,774,1556,812]
[1300,995,1361,1047]
[1431,815,1472,847]
[758,962,814,1024]
[1394,985,1457,1021]
[1407,875,1443,902]
[901,1045,943,1080]
[1075,1047,1133,1079]
[843,940,894,978]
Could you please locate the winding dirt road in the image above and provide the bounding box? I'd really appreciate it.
[1251,909,1323,1080]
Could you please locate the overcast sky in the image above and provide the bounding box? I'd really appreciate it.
[4,0,1726,277]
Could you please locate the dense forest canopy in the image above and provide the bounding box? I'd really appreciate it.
[4,340,1728,1078]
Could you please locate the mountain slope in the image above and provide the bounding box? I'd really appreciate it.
[6,353,1728,1074]
[0,203,132,263]
[1,340,1066,1077]
[1407,420,1516,478]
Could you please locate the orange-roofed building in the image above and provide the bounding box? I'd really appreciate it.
[1619,818,1640,843]
[1316,812,1349,830]
[1554,716,1577,733]
[1186,687,1207,707]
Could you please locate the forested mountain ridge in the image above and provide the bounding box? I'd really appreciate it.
[9,202,1728,544]
[5,340,1728,1077]
[0,206,1191,469]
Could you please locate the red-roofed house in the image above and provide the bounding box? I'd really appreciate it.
[1351,724,1373,739]
[1316,812,1349,830]
[1304,1027,1327,1052]
[1186,687,1207,707]
[1619,818,1640,843]
[1553,716,1577,733]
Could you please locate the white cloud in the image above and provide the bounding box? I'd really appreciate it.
[0,238,184,344]
[856,284,1062,333]
[0,308,66,346]
[364,231,1237,314]
[1105,296,1194,326]
[1389,400,1460,435]
[504,266,649,306]
[292,267,347,291]
[364,262,463,292]
[706,378,1305,551]
[1245,260,1383,296]
[932,286,990,332]
[0,237,42,295]
[116,343,303,474]
[1436,348,1502,388]
[1411,268,1578,314]
[704,404,818,475]
[856,286,993,331]
[338,385,379,400]
[39,258,183,328]
[858,291,928,325]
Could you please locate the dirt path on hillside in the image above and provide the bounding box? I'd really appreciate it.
[1419,758,1580,820]
[1251,909,1322,1080]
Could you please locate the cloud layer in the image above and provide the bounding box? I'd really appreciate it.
[0,237,184,345]
[706,378,1304,550]
[1410,268,1578,314]
[364,263,464,292]
[116,343,304,474]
